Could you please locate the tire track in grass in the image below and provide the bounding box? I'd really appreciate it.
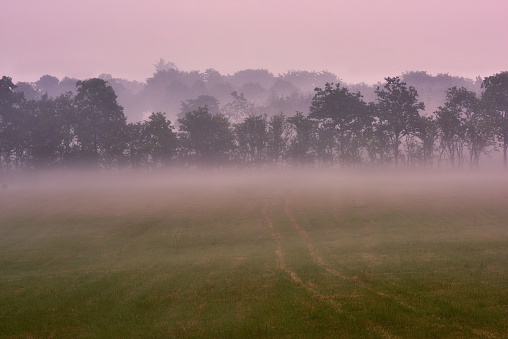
[284,196,349,281]
[262,198,342,312]
[285,194,416,314]
[284,194,404,339]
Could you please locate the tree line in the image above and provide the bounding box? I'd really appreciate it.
[1,71,507,170]
[16,62,482,123]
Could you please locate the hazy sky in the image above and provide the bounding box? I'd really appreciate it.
[2,0,507,85]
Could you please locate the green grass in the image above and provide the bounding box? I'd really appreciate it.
[0,173,507,338]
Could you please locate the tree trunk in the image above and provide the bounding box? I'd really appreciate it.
[394,133,400,167]
[504,135,507,169]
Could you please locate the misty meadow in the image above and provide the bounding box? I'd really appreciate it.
[1,64,508,338]
[0,170,507,337]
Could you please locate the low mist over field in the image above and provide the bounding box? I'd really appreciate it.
[2,168,508,218]
[2,0,508,336]
[2,167,508,194]
[2,168,507,238]
[1,168,507,337]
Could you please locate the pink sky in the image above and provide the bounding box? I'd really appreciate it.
[2,0,507,85]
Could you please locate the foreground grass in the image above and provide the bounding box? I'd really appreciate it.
[0,172,507,338]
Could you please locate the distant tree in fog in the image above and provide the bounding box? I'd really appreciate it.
[178,106,235,164]
[287,112,315,165]
[363,103,392,166]
[264,91,312,117]
[310,83,372,166]
[0,76,28,169]
[449,87,494,168]
[153,58,178,72]
[239,82,268,104]
[179,95,220,118]
[435,98,464,168]
[99,73,144,121]
[401,71,482,115]
[51,92,77,164]
[435,87,495,168]
[415,115,439,168]
[267,113,291,165]
[74,78,127,167]
[234,114,268,164]
[221,91,257,124]
[376,77,425,166]
[482,72,508,168]
[141,68,196,118]
[280,70,338,93]
[25,94,68,167]
[126,121,147,167]
[227,69,275,89]
[35,75,60,97]
[269,79,300,98]
[137,112,178,167]
[14,82,39,101]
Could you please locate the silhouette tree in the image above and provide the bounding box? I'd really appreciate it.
[267,113,290,165]
[482,72,508,168]
[0,76,28,169]
[435,87,495,168]
[179,95,220,118]
[375,77,424,166]
[178,106,235,165]
[235,114,268,164]
[446,87,494,168]
[142,112,177,167]
[14,82,40,101]
[310,83,371,166]
[35,75,60,97]
[364,103,392,166]
[435,100,464,168]
[126,121,148,167]
[25,94,67,167]
[287,112,315,165]
[74,78,127,167]
[415,115,438,168]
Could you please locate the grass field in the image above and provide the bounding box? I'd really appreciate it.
[0,171,507,338]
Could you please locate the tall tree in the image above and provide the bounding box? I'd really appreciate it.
[25,94,66,167]
[287,112,315,165]
[35,75,60,97]
[142,112,177,167]
[267,113,290,165]
[309,83,371,166]
[375,77,425,166]
[415,115,438,168]
[52,92,78,165]
[179,95,220,118]
[126,121,148,168]
[178,106,235,165]
[436,87,495,168]
[447,87,494,168]
[74,78,127,167]
[364,102,392,166]
[482,72,508,168]
[234,114,268,164]
[0,76,28,169]
[435,102,464,168]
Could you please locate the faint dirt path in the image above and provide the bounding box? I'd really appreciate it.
[284,196,349,281]
[282,192,402,339]
[262,197,342,313]
[288,192,416,312]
